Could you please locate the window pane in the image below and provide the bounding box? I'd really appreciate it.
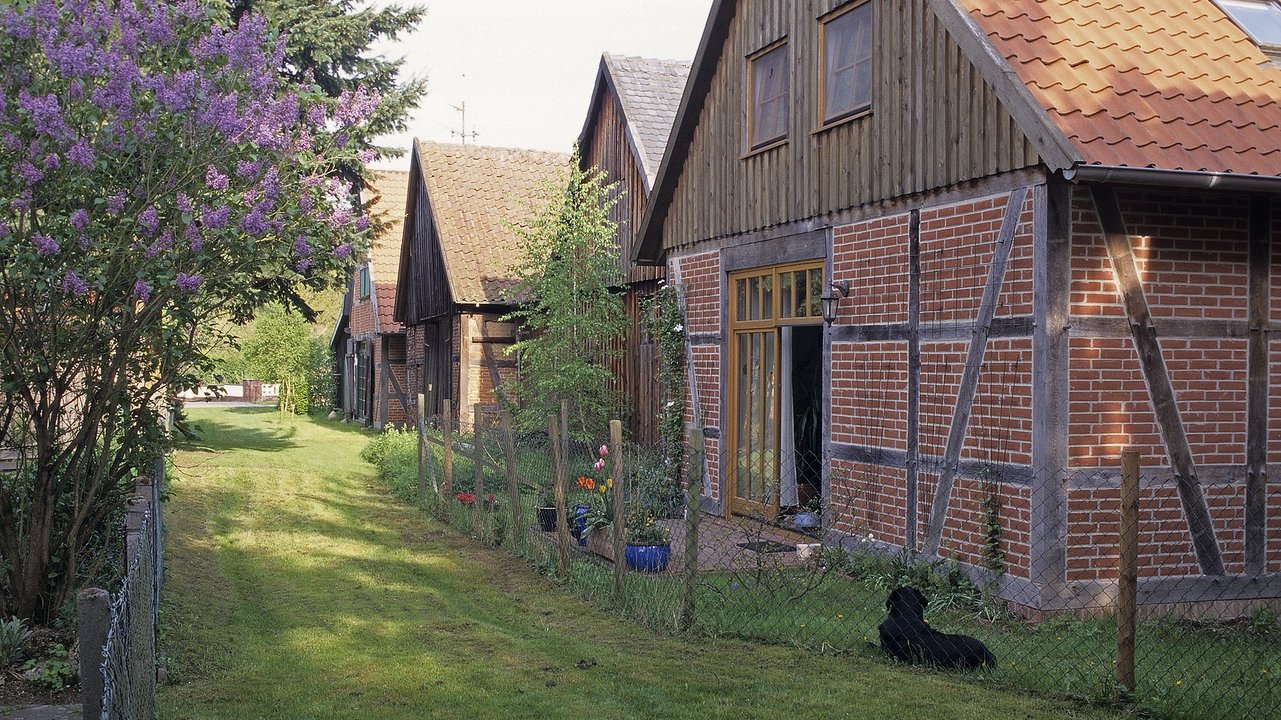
[794,270,809,317]
[779,271,794,319]
[748,276,761,320]
[1220,0,1281,46]
[736,278,747,322]
[762,275,774,320]
[809,269,824,317]
[751,44,789,147]
[824,3,873,122]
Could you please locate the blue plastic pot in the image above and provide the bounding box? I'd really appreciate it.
[625,543,672,573]
[572,504,589,546]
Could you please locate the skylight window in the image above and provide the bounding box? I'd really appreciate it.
[1217,0,1281,51]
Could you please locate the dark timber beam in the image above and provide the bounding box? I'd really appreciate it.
[923,187,1028,557]
[1090,186,1225,576]
[1246,196,1272,576]
[1031,181,1071,599]
[906,210,921,553]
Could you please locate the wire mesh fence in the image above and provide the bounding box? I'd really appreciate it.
[100,459,164,720]
[374,402,1281,720]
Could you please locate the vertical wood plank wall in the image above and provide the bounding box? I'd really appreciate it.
[660,0,1041,252]
[584,79,666,445]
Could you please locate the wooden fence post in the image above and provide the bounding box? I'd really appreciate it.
[550,414,570,578]
[442,400,453,504]
[473,404,484,540]
[610,419,626,603]
[680,424,705,631]
[417,393,428,505]
[501,410,523,547]
[1117,449,1140,691]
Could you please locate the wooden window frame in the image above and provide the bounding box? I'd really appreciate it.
[358,264,371,300]
[746,38,790,154]
[726,261,826,520]
[818,0,874,130]
[1214,0,1281,56]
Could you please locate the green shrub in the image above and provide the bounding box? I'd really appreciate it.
[0,616,32,666]
[21,642,71,690]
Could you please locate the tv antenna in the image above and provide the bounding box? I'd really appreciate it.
[449,101,479,144]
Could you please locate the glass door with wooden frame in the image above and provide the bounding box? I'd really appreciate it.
[728,262,826,520]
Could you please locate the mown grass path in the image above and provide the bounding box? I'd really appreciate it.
[159,407,1121,720]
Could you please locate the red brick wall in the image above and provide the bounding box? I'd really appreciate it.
[832,214,909,323]
[1064,186,1275,580]
[674,251,723,502]
[830,459,907,546]
[831,341,909,449]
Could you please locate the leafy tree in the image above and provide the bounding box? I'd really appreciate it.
[0,0,376,621]
[243,305,314,414]
[503,157,628,441]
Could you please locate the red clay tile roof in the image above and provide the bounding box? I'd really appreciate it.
[367,170,410,332]
[416,141,570,305]
[960,0,1281,175]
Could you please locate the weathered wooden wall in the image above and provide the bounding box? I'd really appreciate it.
[400,178,453,325]
[583,76,667,445]
[659,0,1041,252]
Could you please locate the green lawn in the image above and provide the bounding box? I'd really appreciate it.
[159,406,1124,719]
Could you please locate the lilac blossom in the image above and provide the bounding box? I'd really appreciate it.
[355,216,370,231]
[132,279,151,301]
[176,192,193,214]
[205,165,228,191]
[295,258,313,272]
[333,86,379,126]
[70,208,89,232]
[175,272,202,292]
[358,148,377,164]
[62,271,89,296]
[293,235,311,258]
[333,244,352,259]
[138,206,160,236]
[185,223,203,252]
[200,204,231,229]
[32,234,59,256]
[17,161,43,186]
[106,190,127,216]
[42,153,60,170]
[67,138,95,169]
[18,90,72,139]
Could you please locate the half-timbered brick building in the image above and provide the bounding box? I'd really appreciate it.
[635,0,1281,611]
[333,170,411,428]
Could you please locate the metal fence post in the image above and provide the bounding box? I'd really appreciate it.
[442,400,453,503]
[417,393,428,504]
[501,410,523,547]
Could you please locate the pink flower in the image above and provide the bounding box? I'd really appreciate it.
[599,445,609,457]
[593,458,605,472]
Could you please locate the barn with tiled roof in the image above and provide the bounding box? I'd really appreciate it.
[394,141,569,431]
[333,170,413,428]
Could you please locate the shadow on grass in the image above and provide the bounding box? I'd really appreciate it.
[178,416,301,454]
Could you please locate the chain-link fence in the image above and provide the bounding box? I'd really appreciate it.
[100,459,164,720]
[367,404,1280,720]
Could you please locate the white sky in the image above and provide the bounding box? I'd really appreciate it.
[369,0,714,169]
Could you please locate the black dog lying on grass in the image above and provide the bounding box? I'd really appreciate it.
[878,586,997,669]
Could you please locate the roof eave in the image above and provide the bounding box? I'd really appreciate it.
[1063,165,1281,193]
[633,0,738,267]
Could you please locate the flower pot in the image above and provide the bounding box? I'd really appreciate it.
[571,504,589,546]
[536,506,557,532]
[625,543,672,573]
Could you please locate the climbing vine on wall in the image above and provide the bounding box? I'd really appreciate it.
[644,284,688,488]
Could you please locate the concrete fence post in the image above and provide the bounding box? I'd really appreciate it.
[78,588,110,720]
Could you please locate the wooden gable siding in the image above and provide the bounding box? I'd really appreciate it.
[660,0,1040,253]
[582,90,663,286]
[402,179,453,324]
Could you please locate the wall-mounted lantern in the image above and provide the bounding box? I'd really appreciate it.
[821,280,851,325]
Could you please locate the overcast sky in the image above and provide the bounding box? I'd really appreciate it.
[369,0,714,169]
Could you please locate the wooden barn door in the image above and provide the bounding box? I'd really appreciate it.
[727,262,825,520]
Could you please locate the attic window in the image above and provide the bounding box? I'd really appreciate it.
[1216,0,1281,53]
[748,41,789,150]
[358,265,371,300]
[821,1,874,126]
